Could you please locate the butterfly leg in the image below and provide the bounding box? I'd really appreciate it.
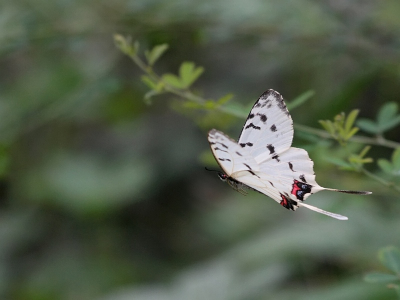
[227,179,248,195]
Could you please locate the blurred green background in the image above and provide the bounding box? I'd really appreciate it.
[1,0,400,299]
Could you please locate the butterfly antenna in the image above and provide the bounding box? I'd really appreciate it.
[205,167,221,173]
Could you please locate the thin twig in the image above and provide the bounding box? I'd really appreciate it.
[361,168,400,194]
[295,124,400,149]
[127,50,400,150]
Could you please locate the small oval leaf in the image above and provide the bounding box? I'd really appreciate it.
[364,272,399,283]
[357,119,380,134]
[378,159,394,174]
[162,74,184,89]
[379,246,400,275]
[377,102,398,126]
[145,44,169,66]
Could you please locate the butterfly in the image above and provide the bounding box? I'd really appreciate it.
[208,89,371,220]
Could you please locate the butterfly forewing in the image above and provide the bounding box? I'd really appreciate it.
[238,90,294,164]
[208,129,259,176]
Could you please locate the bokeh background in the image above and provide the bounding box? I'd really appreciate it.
[1,0,400,299]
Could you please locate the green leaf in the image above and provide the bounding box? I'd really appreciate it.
[359,145,371,158]
[179,61,204,88]
[216,93,234,105]
[345,127,359,140]
[357,119,380,134]
[141,75,158,90]
[379,246,400,275]
[319,120,335,135]
[345,109,359,133]
[204,100,217,109]
[286,90,314,110]
[378,159,394,174]
[182,102,203,109]
[144,44,169,66]
[392,148,400,169]
[220,103,247,118]
[380,115,400,132]
[377,102,398,126]
[364,272,399,283]
[325,157,354,170]
[114,35,138,56]
[162,74,184,89]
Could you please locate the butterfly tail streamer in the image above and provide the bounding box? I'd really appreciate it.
[324,188,372,195]
[298,202,348,220]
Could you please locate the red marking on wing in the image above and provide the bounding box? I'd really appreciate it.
[280,194,288,207]
[291,179,301,197]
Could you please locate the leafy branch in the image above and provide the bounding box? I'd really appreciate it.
[320,112,400,194]
[114,35,400,193]
[114,35,400,149]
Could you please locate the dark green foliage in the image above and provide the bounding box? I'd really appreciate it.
[1,1,400,300]
[365,247,400,298]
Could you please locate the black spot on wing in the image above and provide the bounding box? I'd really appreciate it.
[276,99,289,116]
[214,147,228,153]
[299,174,306,182]
[240,142,253,148]
[235,151,243,156]
[266,144,275,154]
[257,90,290,116]
[245,123,261,130]
[257,113,267,123]
[219,143,228,149]
[272,154,280,162]
[243,163,252,170]
[218,158,231,162]
[288,162,294,172]
[248,113,255,119]
[273,92,290,116]
[268,181,275,187]
[248,170,260,178]
[270,124,277,132]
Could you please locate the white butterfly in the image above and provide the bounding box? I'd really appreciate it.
[208,89,371,220]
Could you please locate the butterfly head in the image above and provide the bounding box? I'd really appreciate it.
[217,172,228,182]
[205,167,229,182]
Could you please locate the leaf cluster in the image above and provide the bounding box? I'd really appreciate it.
[378,148,400,177]
[357,102,400,136]
[327,146,373,172]
[319,110,360,146]
[364,247,400,298]
[319,101,400,192]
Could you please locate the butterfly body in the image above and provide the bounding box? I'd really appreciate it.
[208,89,371,220]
